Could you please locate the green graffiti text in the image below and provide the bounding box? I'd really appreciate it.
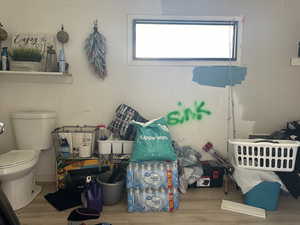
[166,101,212,126]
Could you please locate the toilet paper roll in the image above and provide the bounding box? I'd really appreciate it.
[79,145,92,158]
[73,133,92,150]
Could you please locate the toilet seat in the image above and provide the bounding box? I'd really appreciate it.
[0,150,38,168]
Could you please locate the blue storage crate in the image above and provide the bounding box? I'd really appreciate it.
[244,181,281,211]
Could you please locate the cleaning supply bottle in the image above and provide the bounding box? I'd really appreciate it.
[98,125,108,140]
[58,48,66,73]
[1,47,9,71]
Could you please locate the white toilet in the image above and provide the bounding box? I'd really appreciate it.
[0,111,56,210]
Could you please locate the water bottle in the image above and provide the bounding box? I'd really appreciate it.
[133,163,139,188]
[142,163,153,188]
[139,164,146,189]
[166,163,174,189]
[126,163,133,189]
[139,188,147,212]
[158,187,165,212]
[144,163,151,185]
[127,188,134,212]
[147,163,159,188]
[134,188,141,211]
[144,188,151,211]
[58,48,66,72]
[145,188,162,212]
[172,161,179,188]
[173,160,178,170]
[153,162,162,188]
[60,138,70,157]
[167,188,175,212]
[1,47,9,71]
[173,187,179,210]
[159,162,166,188]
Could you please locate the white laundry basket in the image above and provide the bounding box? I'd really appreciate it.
[229,139,300,172]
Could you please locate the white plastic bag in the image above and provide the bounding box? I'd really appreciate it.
[233,166,288,194]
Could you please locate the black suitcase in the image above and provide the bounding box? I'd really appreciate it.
[64,167,104,190]
[192,160,225,188]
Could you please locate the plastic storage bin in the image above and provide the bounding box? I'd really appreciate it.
[229,139,300,172]
[244,181,281,211]
[98,140,133,155]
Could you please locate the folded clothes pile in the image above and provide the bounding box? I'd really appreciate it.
[264,120,300,198]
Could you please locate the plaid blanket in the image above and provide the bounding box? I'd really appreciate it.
[108,104,148,140]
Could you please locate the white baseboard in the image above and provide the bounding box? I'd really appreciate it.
[221,200,266,219]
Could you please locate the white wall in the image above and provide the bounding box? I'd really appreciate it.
[161,0,300,131]
[0,0,300,181]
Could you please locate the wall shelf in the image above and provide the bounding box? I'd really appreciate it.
[0,71,73,84]
[291,57,300,66]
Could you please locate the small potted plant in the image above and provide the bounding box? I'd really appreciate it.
[10,48,43,71]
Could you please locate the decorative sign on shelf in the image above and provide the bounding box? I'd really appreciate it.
[11,33,56,57]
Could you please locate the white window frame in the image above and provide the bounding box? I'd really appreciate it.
[128,15,243,66]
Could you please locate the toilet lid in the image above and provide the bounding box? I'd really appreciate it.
[0,150,37,168]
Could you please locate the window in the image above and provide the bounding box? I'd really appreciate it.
[128,16,242,65]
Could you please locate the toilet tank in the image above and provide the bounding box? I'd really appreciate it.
[11,111,57,150]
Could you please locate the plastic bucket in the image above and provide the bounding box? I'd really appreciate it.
[244,181,281,211]
[97,172,125,205]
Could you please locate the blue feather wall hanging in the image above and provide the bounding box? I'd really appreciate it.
[85,20,107,79]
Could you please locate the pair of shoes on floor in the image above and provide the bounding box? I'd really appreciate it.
[68,207,100,222]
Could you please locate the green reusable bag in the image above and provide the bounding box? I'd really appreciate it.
[130,117,177,162]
